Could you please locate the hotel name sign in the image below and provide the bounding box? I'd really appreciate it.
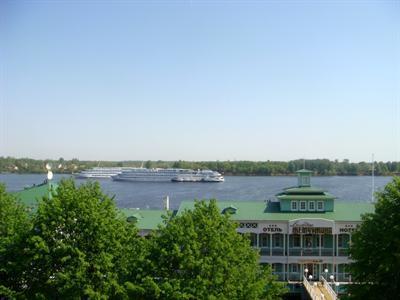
[289,219,334,234]
[292,226,332,234]
[238,219,360,234]
[336,223,359,233]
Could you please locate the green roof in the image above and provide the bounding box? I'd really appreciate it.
[280,186,326,195]
[296,169,313,174]
[177,200,374,222]
[13,182,57,209]
[120,209,168,230]
[276,194,335,201]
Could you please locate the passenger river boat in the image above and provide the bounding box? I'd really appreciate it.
[112,168,224,182]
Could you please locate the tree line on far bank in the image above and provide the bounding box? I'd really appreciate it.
[1,157,400,176]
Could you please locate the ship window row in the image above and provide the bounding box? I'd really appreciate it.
[291,200,324,212]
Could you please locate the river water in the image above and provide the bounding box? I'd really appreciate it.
[0,174,393,210]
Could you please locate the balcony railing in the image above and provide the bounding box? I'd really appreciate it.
[288,248,301,256]
[337,272,350,282]
[272,272,285,281]
[288,272,301,281]
[288,247,334,256]
[321,248,334,256]
[257,247,345,257]
[302,248,319,256]
[338,248,349,256]
[271,247,284,256]
[259,247,270,256]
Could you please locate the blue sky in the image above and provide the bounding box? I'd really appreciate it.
[1,1,399,162]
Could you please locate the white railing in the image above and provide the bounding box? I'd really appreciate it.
[303,275,315,298]
[304,275,336,300]
[320,275,337,300]
[303,275,323,300]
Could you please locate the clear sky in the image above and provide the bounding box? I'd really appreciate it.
[1,0,399,162]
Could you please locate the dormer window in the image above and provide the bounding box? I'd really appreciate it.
[302,176,310,186]
[127,216,138,223]
[299,201,307,211]
[308,201,315,211]
[222,205,238,215]
[291,201,298,211]
[317,201,324,211]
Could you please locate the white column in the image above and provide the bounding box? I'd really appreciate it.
[319,234,322,256]
[270,234,272,256]
[336,234,339,257]
[283,234,285,256]
[301,234,303,256]
[283,263,286,281]
[332,235,335,256]
[287,233,290,256]
[335,264,338,281]
[319,263,321,280]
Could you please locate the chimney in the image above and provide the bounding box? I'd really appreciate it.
[163,195,170,210]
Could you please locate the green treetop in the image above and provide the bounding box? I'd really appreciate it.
[143,200,287,300]
[0,184,31,298]
[348,177,400,299]
[1,179,146,299]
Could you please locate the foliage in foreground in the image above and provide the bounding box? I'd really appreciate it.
[0,184,31,299]
[0,181,286,299]
[144,200,287,300]
[0,180,146,299]
[348,177,400,299]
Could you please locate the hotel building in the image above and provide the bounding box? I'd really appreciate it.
[123,169,374,296]
[14,169,374,297]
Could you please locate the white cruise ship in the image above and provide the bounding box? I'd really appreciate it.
[74,167,125,179]
[112,168,224,182]
[171,170,225,182]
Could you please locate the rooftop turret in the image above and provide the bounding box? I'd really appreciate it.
[296,169,312,187]
[276,169,335,212]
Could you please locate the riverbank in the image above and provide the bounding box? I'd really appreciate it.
[1,157,399,177]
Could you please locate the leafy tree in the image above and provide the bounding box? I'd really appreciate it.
[3,179,145,299]
[144,200,287,299]
[0,184,31,298]
[145,160,153,169]
[348,177,400,299]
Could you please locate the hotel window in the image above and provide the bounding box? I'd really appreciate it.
[273,234,283,247]
[338,234,348,248]
[317,201,324,211]
[299,201,307,211]
[291,264,299,273]
[308,201,315,211]
[293,235,301,247]
[250,233,258,247]
[291,201,298,211]
[271,263,276,272]
[259,233,269,247]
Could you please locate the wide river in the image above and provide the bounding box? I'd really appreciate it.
[0,174,393,210]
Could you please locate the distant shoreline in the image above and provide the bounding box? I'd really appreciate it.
[0,172,396,177]
[1,157,399,177]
